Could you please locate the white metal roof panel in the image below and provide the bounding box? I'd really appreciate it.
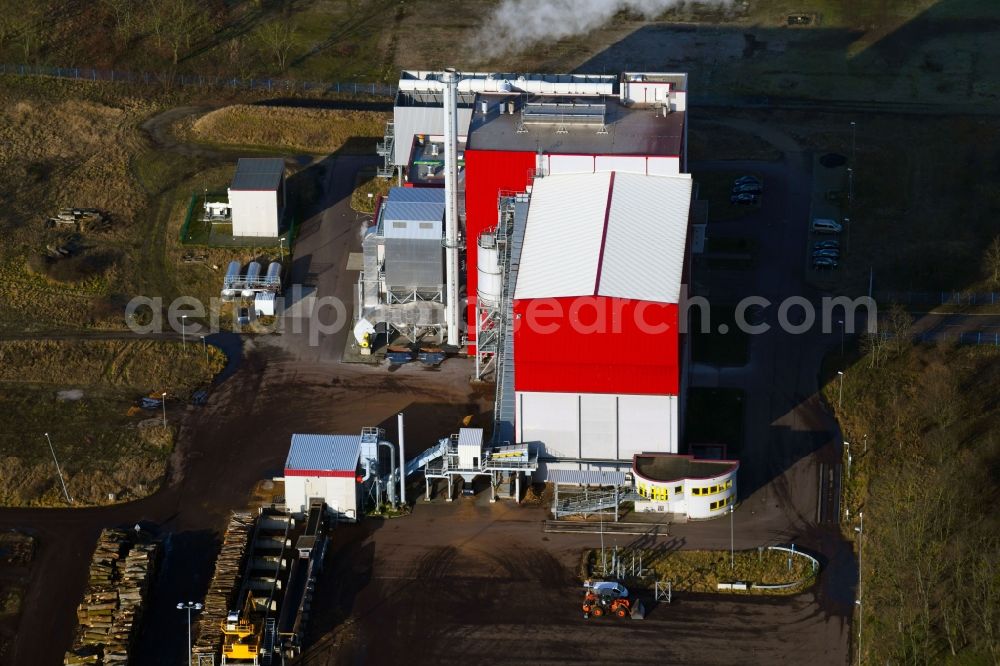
[513,171,691,303]
[384,187,445,204]
[457,427,484,448]
[382,201,444,239]
[547,469,627,486]
[285,434,361,472]
[599,172,692,303]
[513,172,611,299]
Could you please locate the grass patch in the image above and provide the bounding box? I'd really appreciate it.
[583,547,816,595]
[689,124,782,163]
[0,339,225,507]
[188,104,387,154]
[351,168,392,213]
[685,387,744,457]
[0,86,162,331]
[0,339,223,389]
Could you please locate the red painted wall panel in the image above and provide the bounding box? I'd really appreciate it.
[513,297,680,395]
[464,149,536,351]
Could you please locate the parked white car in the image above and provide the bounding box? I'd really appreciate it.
[811,218,843,233]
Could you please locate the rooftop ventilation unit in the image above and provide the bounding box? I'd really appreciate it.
[522,101,607,126]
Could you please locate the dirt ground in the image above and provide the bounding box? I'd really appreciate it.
[298,501,849,666]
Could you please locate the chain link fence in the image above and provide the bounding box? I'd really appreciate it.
[912,331,1000,346]
[0,63,398,98]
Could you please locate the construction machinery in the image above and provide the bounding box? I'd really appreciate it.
[582,580,645,620]
[221,593,261,664]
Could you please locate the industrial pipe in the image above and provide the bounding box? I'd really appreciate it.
[398,412,406,507]
[378,441,397,508]
[442,68,461,347]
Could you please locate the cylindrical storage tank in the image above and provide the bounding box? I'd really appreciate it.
[477,234,502,307]
[242,261,262,297]
[222,260,241,298]
[265,261,281,288]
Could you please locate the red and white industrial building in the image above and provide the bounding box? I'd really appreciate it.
[361,69,738,518]
[511,170,692,462]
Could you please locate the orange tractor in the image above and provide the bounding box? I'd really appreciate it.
[582,580,645,619]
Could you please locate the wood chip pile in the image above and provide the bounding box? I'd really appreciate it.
[192,511,255,659]
[63,529,158,665]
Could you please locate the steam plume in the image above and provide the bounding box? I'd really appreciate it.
[474,0,729,58]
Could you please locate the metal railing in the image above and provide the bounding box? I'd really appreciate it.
[875,290,1000,306]
[0,62,398,97]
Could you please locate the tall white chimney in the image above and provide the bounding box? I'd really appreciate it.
[442,68,461,347]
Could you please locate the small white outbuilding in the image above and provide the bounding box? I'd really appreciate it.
[283,434,362,521]
[228,157,286,238]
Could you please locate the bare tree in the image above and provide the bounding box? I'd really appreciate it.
[255,19,296,72]
[983,236,1000,288]
[5,3,44,62]
[101,0,137,46]
[159,0,207,65]
[0,5,17,54]
[883,303,912,357]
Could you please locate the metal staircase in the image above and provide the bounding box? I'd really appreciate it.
[492,194,529,444]
[376,121,395,178]
[260,617,276,665]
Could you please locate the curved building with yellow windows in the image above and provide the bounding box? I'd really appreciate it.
[631,453,739,520]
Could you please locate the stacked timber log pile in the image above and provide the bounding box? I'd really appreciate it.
[63,530,159,666]
[192,511,255,660]
[102,543,157,663]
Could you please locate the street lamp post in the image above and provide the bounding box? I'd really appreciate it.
[847,167,854,204]
[844,216,851,255]
[279,237,286,263]
[43,433,72,504]
[161,392,167,427]
[837,371,845,410]
[176,601,203,666]
[850,121,856,164]
[729,503,735,570]
[182,315,187,346]
[201,335,207,362]
[845,441,851,478]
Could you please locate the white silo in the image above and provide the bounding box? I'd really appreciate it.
[477,234,502,307]
[221,260,241,299]
[265,261,282,289]
[242,261,262,297]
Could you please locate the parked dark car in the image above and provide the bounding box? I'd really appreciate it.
[812,249,841,259]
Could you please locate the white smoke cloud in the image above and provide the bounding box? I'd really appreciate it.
[473,0,730,59]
